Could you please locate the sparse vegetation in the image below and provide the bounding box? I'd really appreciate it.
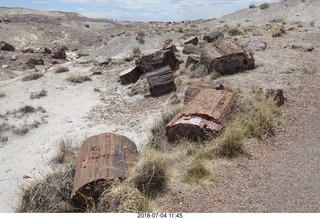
[55,66,69,73]
[249,4,256,9]
[271,25,286,37]
[30,90,47,99]
[136,30,146,44]
[183,159,215,185]
[66,75,92,83]
[260,3,270,10]
[169,93,181,105]
[310,20,315,27]
[22,73,44,81]
[97,180,151,213]
[302,65,317,74]
[227,27,243,36]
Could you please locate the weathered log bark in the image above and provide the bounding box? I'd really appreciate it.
[183,44,202,55]
[136,49,179,74]
[166,89,235,142]
[185,55,200,68]
[71,132,138,204]
[146,65,176,96]
[184,81,224,104]
[185,37,199,45]
[200,40,255,75]
[165,44,178,53]
[203,31,224,43]
[119,66,141,84]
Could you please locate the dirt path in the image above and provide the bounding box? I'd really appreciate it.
[162,74,320,212]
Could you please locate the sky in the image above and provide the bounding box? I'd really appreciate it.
[0,0,279,22]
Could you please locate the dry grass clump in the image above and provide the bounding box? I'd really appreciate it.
[54,66,69,73]
[136,30,146,44]
[127,150,168,198]
[228,27,243,36]
[22,73,44,81]
[271,25,286,37]
[66,74,92,83]
[16,140,78,213]
[302,65,317,74]
[97,180,150,213]
[30,89,47,99]
[183,159,215,185]
[50,139,78,165]
[127,76,149,96]
[260,3,270,10]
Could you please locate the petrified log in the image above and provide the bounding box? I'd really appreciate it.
[136,49,179,74]
[185,55,200,68]
[203,31,224,43]
[166,89,235,142]
[0,41,15,51]
[51,46,66,59]
[165,44,178,53]
[184,81,224,104]
[146,65,176,96]
[71,132,138,204]
[183,44,202,55]
[119,66,141,84]
[201,40,255,75]
[185,37,199,45]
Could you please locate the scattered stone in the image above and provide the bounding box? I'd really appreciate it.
[92,72,103,75]
[11,55,18,61]
[52,60,58,64]
[184,37,199,45]
[247,38,267,51]
[203,31,224,43]
[94,56,111,66]
[26,59,44,68]
[22,48,35,53]
[51,46,66,59]
[0,41,15,51]
[39,47,52,54]
[1,65,9,69]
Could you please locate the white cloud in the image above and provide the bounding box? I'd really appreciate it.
[60,0,280,21]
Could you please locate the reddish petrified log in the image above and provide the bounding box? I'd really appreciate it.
[184,81,224,104]
[201,40,254,75]
[183,44,202,55]
[166,89,235,142]
[71,132,138,204]
[185,37,199,45]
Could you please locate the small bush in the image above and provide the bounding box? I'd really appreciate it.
[13,125,29,136]
[260,3,270,10]
[127,150,168,197]
[66,75,92,83]
[310,21,315,27]
[132,47,141,56]
[19,105,36,114]
[97,181,150,213]
[302,65,317,74]
[228,27,243,36]
[271,25,285,37]
[249,4,256,9]
[22,73,44,81]
[0,92,6,98]
[30,90,47,99]
[55,66,69,73]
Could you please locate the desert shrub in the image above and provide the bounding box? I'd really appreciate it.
[97,181,150,213]
[19,105,36,114]
[0,92,6,98]
[132,47,141,56]
[30,90,47,99]
[228,27,243,36]
[66,75,92,83]
[249,4,256,9]
[302,65,317,74]
[16,163,77,212]
[260,3,270,10]
[271,25,285,37]
[136,30,146,44]
[183,159,215,184]
[55,66,69,73]
[16,140,78,212]
[127,150,168,197]
[22,73,44,81]
[310,21,315,27]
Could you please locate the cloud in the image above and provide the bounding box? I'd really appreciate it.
[60,0,279,21]
[32,1,53,3]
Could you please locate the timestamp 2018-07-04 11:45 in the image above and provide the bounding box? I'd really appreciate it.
[137,213,183,218]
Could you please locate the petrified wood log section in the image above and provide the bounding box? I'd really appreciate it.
[146,65,176,97]
[201,40,254,75]
[119,66,141,84]
[166,88,235,142]
[71,132,138,204]
[184,81,224,104]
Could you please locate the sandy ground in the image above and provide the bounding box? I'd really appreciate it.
[1,0,320,213]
